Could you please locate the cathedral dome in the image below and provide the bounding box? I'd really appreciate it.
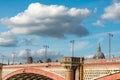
[93,43,105,59]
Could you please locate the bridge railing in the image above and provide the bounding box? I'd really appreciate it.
[84,58,120,64]
[2,62,62,68]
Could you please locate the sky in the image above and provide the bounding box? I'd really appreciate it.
[0,0,120,64]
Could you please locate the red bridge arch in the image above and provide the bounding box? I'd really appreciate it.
[2,67,64,80]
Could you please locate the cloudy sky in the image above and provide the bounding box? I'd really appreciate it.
[0,0,120,64]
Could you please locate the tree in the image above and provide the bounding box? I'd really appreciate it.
[46,58,52,63]
[37,59,43,63]
[55,60,58,62]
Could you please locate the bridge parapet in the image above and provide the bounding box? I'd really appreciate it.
[84,58,120,64]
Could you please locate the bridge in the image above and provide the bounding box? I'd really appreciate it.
[0,57,84,80]
[1,62,65,80]
[1,57,120,80]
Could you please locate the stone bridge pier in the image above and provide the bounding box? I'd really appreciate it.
[61,57,84,80]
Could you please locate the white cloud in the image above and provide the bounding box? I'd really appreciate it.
[0,3,90,38]
[94,1,120,26]
[93,20,104,27]
[101,2,120,22]
[16,49,63,62]
[113,0,120,3]
[0,31,17,47]
[98,37,104,43]
[75,41,89,51]
[84,54,94,59]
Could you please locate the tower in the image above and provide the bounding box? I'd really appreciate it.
[61,57,84,80]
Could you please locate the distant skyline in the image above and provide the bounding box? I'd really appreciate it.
[0,0,120,64]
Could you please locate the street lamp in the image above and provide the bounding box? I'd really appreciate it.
[12,52,16,65]
[1,54,5,64]
[108,33,113,58]
[70,40,75,57]
[43,45,49,62]
[25,49,31,59]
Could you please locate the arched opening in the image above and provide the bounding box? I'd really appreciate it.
[2,67,64,80]
[7,73,53,80]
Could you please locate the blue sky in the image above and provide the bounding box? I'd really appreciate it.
[0,0,120,64]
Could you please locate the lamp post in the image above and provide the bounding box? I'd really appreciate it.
[25,49,31,59]
[12,52,16,65]
[70,40,75,57]
[43,45,49,62]
[1,54,5,64]
[108,33,113,58]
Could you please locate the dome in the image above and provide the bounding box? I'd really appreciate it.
[93,43,105,59]
[93,52,105,59]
